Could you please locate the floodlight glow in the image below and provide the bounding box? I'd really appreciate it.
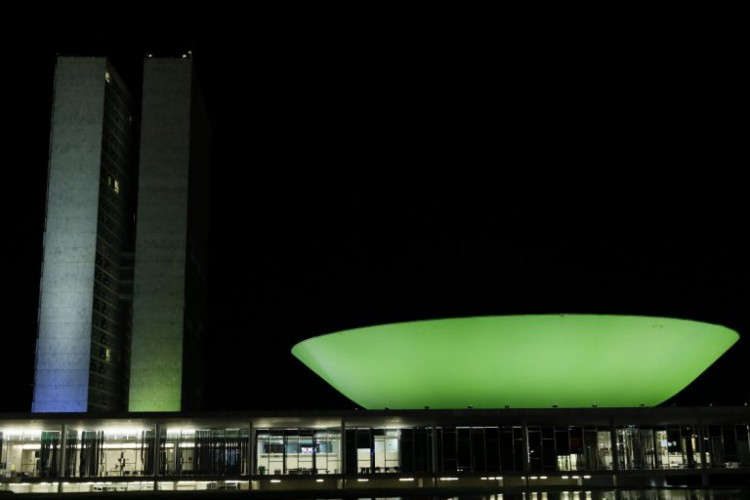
[292,315,738,409]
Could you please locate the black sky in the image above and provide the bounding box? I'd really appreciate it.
[4,28,748,412]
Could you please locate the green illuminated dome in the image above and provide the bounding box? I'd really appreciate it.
[292,315,739,409]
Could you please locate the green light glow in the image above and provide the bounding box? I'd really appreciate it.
[292,315,739,409]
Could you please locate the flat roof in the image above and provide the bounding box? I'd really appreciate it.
[3,406,748,429]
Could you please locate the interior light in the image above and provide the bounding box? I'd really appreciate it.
[270,479,281,483]
[316,479,324,483]
[357,478,369,482]
[583,475,591,479]
[399,477,414,482]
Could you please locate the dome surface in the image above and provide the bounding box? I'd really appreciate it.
[291,315,739,409]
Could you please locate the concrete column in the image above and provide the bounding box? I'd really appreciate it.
[153,424,162,491]
[248,422,255,476]
[431,422,438,474]
[609,417,619,488]
[431,421,438,487]
[340,421,346,479]
[697,419,709,486]
[522,421,530,472]
[57,424,67,493]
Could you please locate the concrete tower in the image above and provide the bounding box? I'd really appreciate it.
[128,58,210,412]
[33,57,137,412]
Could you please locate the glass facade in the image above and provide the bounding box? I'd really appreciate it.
[256,429,340,475]
[89,62,137,412]
[1,411,749,493]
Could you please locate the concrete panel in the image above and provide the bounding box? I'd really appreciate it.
[36,341,91,357]
[40,263,95,291]
[134,235,187,262]
[32,396,88,413]
[38,293,94,322]
[131,308,184,325]
[33,369,89,412]
[37,321,92,344]
[41,226,97,263]
[35,351,91,370]
[32,369,89,388]
[33,58,105,413]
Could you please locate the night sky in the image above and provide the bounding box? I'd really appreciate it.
[4,29,748,413]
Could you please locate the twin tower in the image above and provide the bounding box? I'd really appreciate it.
[33,56,209,413]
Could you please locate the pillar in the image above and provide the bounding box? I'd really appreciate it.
[57,424,67,493]
[153,423,162,491]
[609,417,619,488]
[248,421,255,477]
[431,421,438,487]
[340,420,346,487]
[697,418,709,486]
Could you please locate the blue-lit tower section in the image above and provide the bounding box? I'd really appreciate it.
[33,57,136,412]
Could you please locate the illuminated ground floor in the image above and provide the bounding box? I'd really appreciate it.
[1,407,748,494]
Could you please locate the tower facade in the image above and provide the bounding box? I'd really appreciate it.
[33,57,137,412]
[33,56,209,414]
[128,58,210,412]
